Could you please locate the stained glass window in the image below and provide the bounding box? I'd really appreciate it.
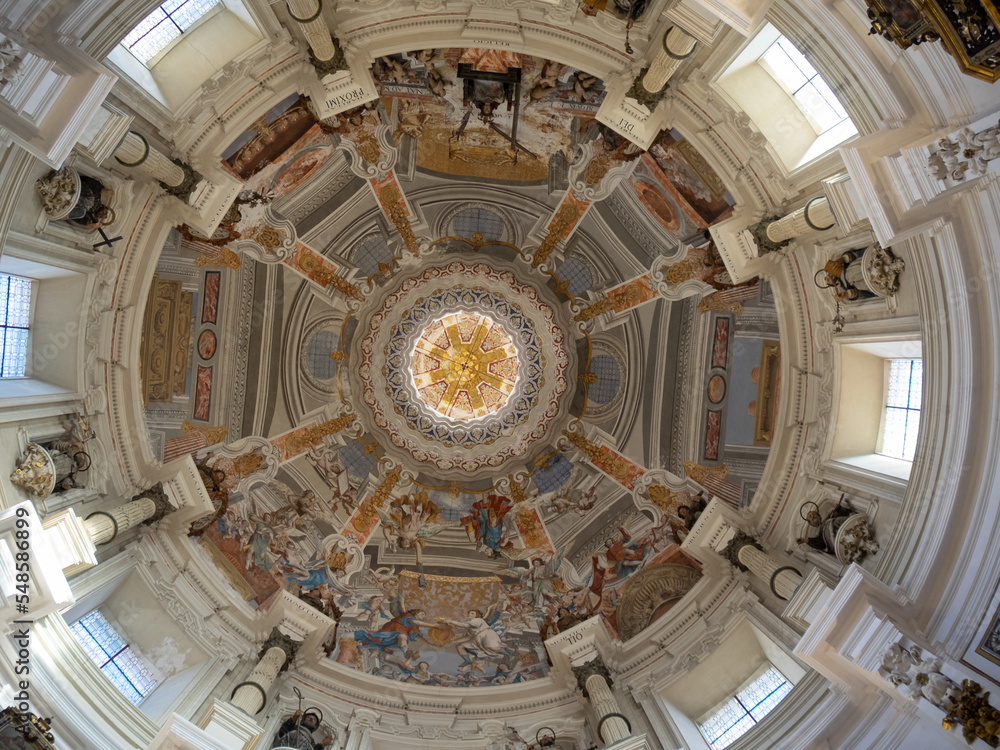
[880,358,922,461]
[533,454,573,494]
[120,0,221,63]
[699,666,793,749]
[70,610,158,705]
[452,207,505,242]
[556,257,594,297]
[352,235,395,278]
[760,37,849,133]
[1,274,31,378]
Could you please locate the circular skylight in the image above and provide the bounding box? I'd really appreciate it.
[409,310,520,422]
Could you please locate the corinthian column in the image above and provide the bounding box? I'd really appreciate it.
[721,530,803,600]
[573,657,632,746]
[114,131,202,201]
[287,0,338,62]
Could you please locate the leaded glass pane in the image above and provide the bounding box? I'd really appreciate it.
[170,0,220,28]
[352,235,394,278]
[452,207,504,241]
[1,329,28,378]
[700,666,792,749]
[306,330,340,380]
[73,611,126,661]
[588,355,620,404]
[881,359,921,460]
[556,257,594,297]
[340,440,376,480]
[102,662,144,705]
[533,454,573,494]
[71,610,157,704]
[701,698,749,745]
[121,0,220,62]
[760,36,850,133]
[113,648,158,697]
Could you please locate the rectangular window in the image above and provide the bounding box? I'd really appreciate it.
[120,0,221,64]
[879,358,922,461]
[1,273,31,378]
[759,37,849,133]
[699,666,793,749]
[70,610,158,705]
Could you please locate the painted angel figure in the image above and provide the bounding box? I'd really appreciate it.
[377,494,449,587]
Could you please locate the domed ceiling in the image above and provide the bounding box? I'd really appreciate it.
[142,46,782,689]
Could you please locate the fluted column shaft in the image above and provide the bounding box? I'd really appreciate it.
[84,497,156,545]
[642,27,697,93]
[585,673,631,745]
[230,646,286,714]
[737,545,803,600]
[114,131,186,187]
[765,196,837,243]
[287,0,337,61]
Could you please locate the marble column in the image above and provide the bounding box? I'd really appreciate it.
[643,27,697,93]
[287,0,338,62]
[573,657,632,746]
[721,531,803,600]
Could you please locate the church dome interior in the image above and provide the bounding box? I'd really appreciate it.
[0,0,999,748]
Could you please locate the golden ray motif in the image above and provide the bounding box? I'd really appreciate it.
[410,311,519,421]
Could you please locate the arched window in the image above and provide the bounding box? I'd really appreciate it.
[1,273,31,378]
[587,355,621,404]
[352,235,395,278]
[452,207,505,241]
[556,257,594,297]
[70,610,158,705]
[533,454,573,494]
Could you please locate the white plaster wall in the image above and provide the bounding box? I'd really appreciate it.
[660,621,768,720]
[100,570,210,720]
[829,346,883,459]
[150,9,262,110]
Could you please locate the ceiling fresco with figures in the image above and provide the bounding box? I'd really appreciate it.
[139,45,779,691]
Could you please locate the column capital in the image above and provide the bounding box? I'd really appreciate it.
[719,529,763,572]
[133,482,174,526]
[259,627,300,671]
[572,656,613,697]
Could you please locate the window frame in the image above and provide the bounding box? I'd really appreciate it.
[757,36,850,136]
[0,272,34,380]
[698,665,793,749]
[70,609,159,706]
[120,0,224,67]
[875,358,922,461]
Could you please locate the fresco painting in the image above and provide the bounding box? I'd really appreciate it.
[374,48,607,182]
[639,130,734,231]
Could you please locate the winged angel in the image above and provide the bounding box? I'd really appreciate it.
[377,494,450,587]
